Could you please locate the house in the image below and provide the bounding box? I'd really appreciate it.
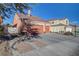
[48,18,70,33]
[48,18,69,25]
[30,16,51,33]
[50,23,67,33]
[13,11,51,34]
[65,24,76,33]
[76,26,79,31]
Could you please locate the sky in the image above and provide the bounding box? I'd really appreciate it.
[3,3,79,25]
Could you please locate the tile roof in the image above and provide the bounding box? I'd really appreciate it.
[51,23,67,26]
[48,17,67,21]
[16,13,48,23]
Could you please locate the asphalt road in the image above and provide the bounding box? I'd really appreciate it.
[9,33,79,56]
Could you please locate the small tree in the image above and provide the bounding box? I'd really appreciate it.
[0,3,31,19]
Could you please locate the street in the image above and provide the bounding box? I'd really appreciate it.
[8,33,79,56]
[0,33,79,56]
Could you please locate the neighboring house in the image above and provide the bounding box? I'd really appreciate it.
[48,18,70,33]
[66,26,72,32]
[13,13,51,33]
[48,18,69,25]
[50,23,67,33]
[65,24,76,33]
[76,26,79,31]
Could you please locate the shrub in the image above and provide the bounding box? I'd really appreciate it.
[64,32,73,36]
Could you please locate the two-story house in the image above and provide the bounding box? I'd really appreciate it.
[48,18,69,33]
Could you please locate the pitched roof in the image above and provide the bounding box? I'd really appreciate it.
[51,23,67,26]
[16,13,48,23]
[48,17,67,21]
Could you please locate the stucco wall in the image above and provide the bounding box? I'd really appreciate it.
[13,14,23,33]
[13,14,51,33]
[51,26,66,33]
